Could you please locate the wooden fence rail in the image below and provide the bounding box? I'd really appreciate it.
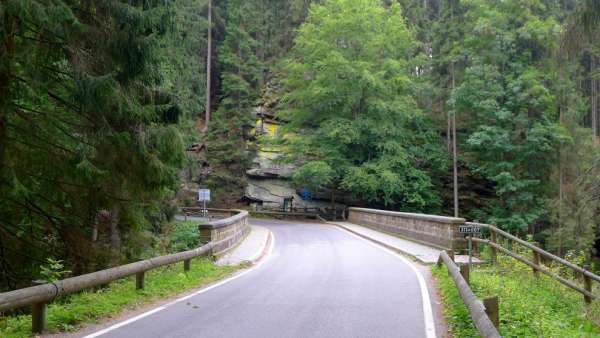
[466,222,599,303]
[0,209,248,334]
[437,251,502,338]
[0,243,213,313]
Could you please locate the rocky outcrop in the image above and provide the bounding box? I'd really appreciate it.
[244,107,343,210]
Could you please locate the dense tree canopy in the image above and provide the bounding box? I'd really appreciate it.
[2,0,600,289]
[284,0,447,211]
[0,0,186,290]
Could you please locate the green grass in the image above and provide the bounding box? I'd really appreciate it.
[0,259,240,338]
[433,257,600,338]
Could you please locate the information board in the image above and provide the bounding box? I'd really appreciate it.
[198,189,211,202]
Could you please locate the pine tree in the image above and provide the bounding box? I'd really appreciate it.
[202,0,264,204]
[0,0,185,289]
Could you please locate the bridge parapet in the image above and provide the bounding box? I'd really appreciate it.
[347,207,465,250]
[199,209,250,257]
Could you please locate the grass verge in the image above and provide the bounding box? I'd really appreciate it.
[432,260,600,337]
[0,258,241,338]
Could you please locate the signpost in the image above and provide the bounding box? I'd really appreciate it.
[198,189,211,217]
[459,225,481,268]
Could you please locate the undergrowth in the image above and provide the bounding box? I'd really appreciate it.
[0,259,240,338]
[433,249,600,338]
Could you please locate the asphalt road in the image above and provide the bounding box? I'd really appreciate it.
[88,220,435,338]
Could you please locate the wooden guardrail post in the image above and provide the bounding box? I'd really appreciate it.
[32,301,46,334]
[446,250,455,276]
[484,296,499,329]
[184,259,191,272]
[490,231,497,264]
[532,242,541,278]
[585,265,593,304]
[460,264,470,285]
[31,280,46,334]
[136,271,145,290]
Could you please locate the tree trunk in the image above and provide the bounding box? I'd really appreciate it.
[0,13,15,188]
[451,62,459,218]
[203,0,212,133]
[447,112,452,152]
[331,187,336,221]
[592,56,597,142]
[109,205,121,251]
[258,0,266,88]
[91,222,98,242]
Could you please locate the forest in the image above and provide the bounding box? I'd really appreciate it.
[1,0,600,292]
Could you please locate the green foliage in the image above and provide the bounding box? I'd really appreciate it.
[164,221,202,253]
[0,259,239,338]
[39,258,71,283]
[293,161,335,192]
[0,0,186,290]
[443,0,564,232]
[157,0,209,123]
[282,0,447,212]
[433,260,600,337]
[201,0,265,203]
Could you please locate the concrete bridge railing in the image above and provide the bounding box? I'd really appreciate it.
[199,209,250,257]
[0,209,249,334]
[347,207,466,250]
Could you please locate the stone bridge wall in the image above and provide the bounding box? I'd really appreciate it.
[347,207,465,250]
[199,209,250,257]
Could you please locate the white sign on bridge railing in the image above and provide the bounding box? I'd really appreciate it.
[459,225,481,234]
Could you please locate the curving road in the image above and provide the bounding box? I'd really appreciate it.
[85,220,436,338]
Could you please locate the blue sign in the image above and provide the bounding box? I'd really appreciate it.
[300,188,312,201]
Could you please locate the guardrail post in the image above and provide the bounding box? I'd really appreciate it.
[584,265,592,304]
[136,271,145,290]
[484,296,499,329]
[31,280,46,334]
[184,259,191,272]
[532,242,540,278]
[32,302,46,334]
[445,251,455,276]
[490,231,497,264]
[460,264,470,285]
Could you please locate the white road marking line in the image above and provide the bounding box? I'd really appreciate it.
[83,232,276,338]
[82,306,167,338]
[333,226,438,338]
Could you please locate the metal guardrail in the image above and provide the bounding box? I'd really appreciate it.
[437,251,501,338]
[466,222,598,303]
[0,209,247,334]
